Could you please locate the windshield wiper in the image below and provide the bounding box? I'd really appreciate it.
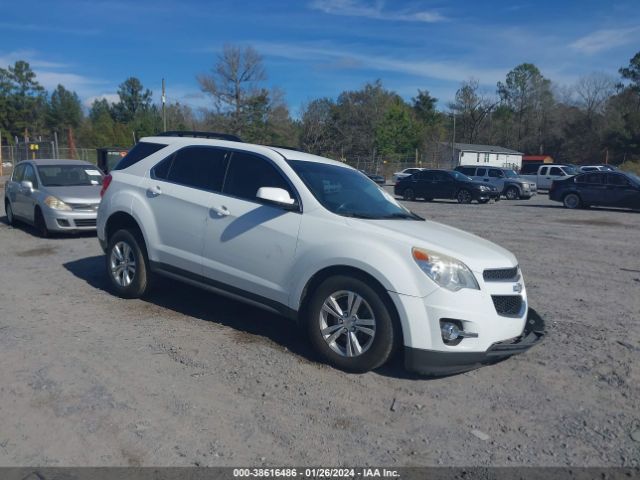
[339,212,380,219]
[382,212,424,220]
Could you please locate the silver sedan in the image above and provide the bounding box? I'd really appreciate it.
[4,159,104,237]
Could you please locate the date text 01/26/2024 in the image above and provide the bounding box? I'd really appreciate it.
[233,468,400,478]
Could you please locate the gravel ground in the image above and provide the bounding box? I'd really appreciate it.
[0,191,638,467]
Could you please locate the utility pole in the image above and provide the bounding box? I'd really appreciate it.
[451,113,457,167]
[162,78,167,132]
[53,131,59,159]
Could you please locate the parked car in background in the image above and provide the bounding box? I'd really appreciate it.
[455,166,537,200]
[4,159,104,237]
[392,167,423,183]
[394,169,500,204]
[97,132,543,375]
[578,165,617,172]
[549,170,640,210]
[360,170,385,185]
[520,164,579,190]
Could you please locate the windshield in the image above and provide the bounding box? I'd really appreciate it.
[288,160,421,220]
[504,169,519,178]
[37,165,104,187]
[563,166,579,175]
[450,171,472,182]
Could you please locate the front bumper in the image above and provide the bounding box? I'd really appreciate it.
[404,308,545,376]
[475,190,500,201]
[42,207,97,232]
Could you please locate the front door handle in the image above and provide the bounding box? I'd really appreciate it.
[146,185,162,197]
[211,205,230,217]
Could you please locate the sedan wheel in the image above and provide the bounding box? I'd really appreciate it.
[34,209,49,238]
[563,193,581,209]
[457,189,472,204]
[403,188,415,201]
[5,200,15,226]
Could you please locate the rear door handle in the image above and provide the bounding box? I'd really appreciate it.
[211,205,230,217]
[146,185,162,197]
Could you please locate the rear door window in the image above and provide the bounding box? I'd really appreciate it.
[157,146,229,192]
[606,174,630,186]
[113,142,167,171]
[223,151,293,202]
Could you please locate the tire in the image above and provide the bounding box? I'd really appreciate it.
[403,188,415,201]
[456,189,472,204]
[34,208,49,238]
[5,199,15,226]
[563,193,581,209]
[505,186,520,200]
[106,229,152,298]
[305,275,398,373]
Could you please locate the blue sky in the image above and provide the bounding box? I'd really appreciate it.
[1,0,639,115]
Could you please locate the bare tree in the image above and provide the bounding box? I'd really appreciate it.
[573,72,615,118]
[450,79,496,143]
[197,44,266,135]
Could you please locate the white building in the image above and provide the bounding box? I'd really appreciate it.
[440,143,523,170]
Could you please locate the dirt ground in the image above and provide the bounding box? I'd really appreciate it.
[0,191,638,467]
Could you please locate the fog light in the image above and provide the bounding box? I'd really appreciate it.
[441,322,460,341]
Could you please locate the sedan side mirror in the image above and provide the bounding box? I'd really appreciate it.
[256,187,297,209]
[21,180,34,191]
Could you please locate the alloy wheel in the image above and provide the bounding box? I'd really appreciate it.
[319,290,376,358]
[109,241,137,287]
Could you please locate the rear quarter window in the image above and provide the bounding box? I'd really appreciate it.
[113,142,168,171]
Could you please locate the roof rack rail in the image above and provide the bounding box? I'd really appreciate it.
[156,131,242,142]
[267,144,304,152]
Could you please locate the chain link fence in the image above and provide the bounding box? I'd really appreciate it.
[1,145,98,165]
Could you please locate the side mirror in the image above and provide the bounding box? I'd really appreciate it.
[21,180,34,191]
[256,187,297,209]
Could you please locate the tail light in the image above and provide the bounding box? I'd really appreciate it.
[100,174,112,197]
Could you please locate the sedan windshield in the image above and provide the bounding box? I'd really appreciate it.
[37,165,104,187]
[289,160,421,220]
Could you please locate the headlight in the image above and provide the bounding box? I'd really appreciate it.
[44,196,72,211]
[412,247,479,292]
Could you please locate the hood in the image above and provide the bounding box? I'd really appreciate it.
[347,217,517,273]
[43,185,102,204]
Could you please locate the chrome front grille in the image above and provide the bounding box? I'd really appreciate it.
[492,295,523,316]
[483,266,519,282]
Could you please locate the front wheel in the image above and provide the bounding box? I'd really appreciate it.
[106,229,152,298]
[457,189,472,204]
[306,276,397,373]
[34,208,49,238]
[403,188,415,201]
[505,186,520,200]
[563,193,581,209]
[5,200,15,226]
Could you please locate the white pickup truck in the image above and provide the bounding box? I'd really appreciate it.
[520,164,579,190]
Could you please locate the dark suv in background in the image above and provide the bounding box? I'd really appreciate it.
[394,169,500,204]
[455,166,537,200]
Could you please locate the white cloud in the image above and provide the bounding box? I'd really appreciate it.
[255,42,504,85]
[309,0,446,23]
[570,27,640,54]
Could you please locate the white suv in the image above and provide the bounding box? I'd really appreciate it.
[97,131,544,375]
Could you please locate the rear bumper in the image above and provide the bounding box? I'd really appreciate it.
[404,308,545,376]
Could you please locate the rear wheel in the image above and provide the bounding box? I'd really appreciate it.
[505,186,519,200]
[563,193,581,209]
[457,189,472,204]
[34,208,49,238]
[403,189,415,201]
[306,275,397,373]
[5,199,15,226]
[106,229,152,298]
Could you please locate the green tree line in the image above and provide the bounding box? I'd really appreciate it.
[1,46,639,167]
